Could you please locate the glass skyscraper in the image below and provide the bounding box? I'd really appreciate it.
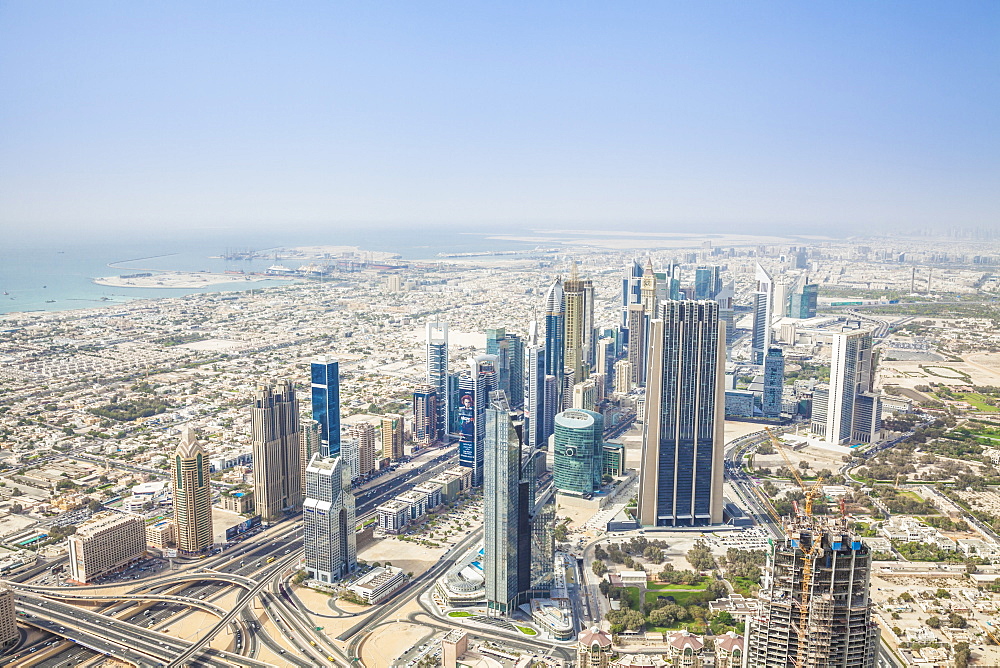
[544,278,565,406]
[762,346,785,419]
[484,391,553,614]
[487,328,525,410]
[458,355,499,487]
[553,409,604,496]
[638,301,725,527]
[524,342,546,449]
[311,357,340,457]
[752,262,773,365]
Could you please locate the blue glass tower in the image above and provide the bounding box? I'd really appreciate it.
[762,346,785,419]
[638,301,725,526]
[543,278,565,407]
[311,358,340,457]
[553,409,604,496]
[458,355,499,486]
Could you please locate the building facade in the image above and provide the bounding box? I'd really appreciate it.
[762,346,785,419]
[68,511,147,584]
[172,427,214,553]
[563,262,595,381]
[810,329,881,444]
[251,381,303,522]
[752,262,773,365]
[553,409,604,496]
[0,586,16,650]
[310,357,341,457]
[412,383,439,446]
[346,422,378,478]
[544,278,566,408]
[303,454,356,583]
[457,355,499,487]
[524,341,547,448]
[638,300,725,526]
[381,413,405,461]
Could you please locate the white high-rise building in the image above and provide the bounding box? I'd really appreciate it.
[303,454,357,583]
[811,329,882,444]
[751,262,773,365]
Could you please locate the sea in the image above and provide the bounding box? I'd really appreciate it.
[0,226,546,316]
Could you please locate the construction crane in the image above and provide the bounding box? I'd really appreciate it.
[764,427,828,668]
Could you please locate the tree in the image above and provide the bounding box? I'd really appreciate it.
[926,616,941,629]
[949,613,968,629]
[954,641,971,668]
[686,543,717,571]
[592,560,608,577]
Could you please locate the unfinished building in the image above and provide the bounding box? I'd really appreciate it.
[746,517,880,667]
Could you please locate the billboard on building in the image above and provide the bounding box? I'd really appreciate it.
[225,515,262,541]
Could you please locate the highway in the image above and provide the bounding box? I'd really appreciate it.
[723,428,785,538]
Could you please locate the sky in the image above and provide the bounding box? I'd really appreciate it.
[1,1,997,240]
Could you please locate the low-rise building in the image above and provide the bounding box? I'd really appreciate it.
[347,565,406,604]
[145,520,176,549]
[429,474,462,502]
[577,626,614,668]
[377,500,410,534]
[530,597,574,640]
[715,631,745,668]
[444,466,473,491]
[665,630,705,667]
[412,482,443,510]
[68,511,147,584]
[221,490,254,514]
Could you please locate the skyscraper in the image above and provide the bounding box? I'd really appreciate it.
[523,341,547,448]
[543,278,565,406]
[626,304,646,386]
[0,585,15,650]
[426,321,450,440]
[810,329,881,444]
[311,357,340,457]
[412,383,438,446]
[621,259,643,331]
[638,301,725,527]
[172,426,214,553]
[381,414,405,461]
[595,336,615,394]
[563,262,595,380]
[303,453,357,583]
[790,282,819,319]
[751,262,774,365]
[745,517,880,667]
[483,391,554,614]
[347,422,378,477]
[487,328,525,410]
[300,419,321,493]
[694,266,722,300]
[251,381,302,523]
[553,409,604,496]
[640,257,658,317]
[571,379,597,413]
[458,355,499,486]
[762,346,785,419]
[542,374,558,442]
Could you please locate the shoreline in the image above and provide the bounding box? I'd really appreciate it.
[93,271,288,289]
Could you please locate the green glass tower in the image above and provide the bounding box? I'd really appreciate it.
[553,409,603,496]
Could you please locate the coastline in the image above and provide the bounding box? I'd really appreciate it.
[93,271,287,289]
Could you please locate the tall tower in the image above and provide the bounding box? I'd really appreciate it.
[426,321,450,440]
[626,303,646,386]
[172,427,213,553]
[310,357,340,457]
[251,381,302,523]
[694,266,722,300]
[0,585,15,650]
[638,301,725,527]
[752,262,774,364]
[543,278,565,406]
[303,453,357,583]
[553,409,604,496]
[347,422,378,477]
[563,261,595,380]
[810,329,881,444]
[412,384,438,447]
[762,346,785,419]
[621,259,644,331]
[523,340,547,448]
[745,517,880,667]
[381,414,405,461]
[488,328,525,410]
[457,355,499,486]
[483,391,554,614]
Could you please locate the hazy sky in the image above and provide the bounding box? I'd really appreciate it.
[1,2,997,238]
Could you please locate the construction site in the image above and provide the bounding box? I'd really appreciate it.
[745,429,882,667]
